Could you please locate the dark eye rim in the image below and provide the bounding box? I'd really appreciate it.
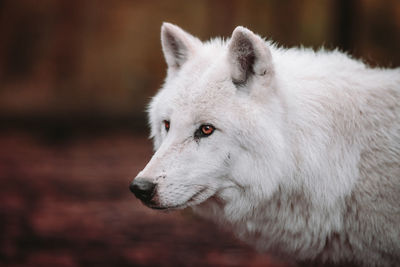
[195,124,215,138]
[163,120,170,132]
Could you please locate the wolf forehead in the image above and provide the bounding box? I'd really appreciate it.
[166,45,235,91]
[153,59,239,117]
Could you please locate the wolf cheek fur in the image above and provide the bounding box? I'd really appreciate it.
[130,23,400,266]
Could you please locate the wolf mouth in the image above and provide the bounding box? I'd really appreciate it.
[149,187,209,210]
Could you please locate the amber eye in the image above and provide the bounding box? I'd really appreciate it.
[201,125,214,135]
[194,124,215,139]
[163,120,170,132]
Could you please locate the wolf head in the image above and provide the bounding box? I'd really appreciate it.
[130,23,287,212]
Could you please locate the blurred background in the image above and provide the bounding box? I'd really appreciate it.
[0,1,399,266]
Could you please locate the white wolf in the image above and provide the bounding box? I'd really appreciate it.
[130,23,400,266]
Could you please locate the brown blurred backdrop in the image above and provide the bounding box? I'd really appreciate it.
[0,1,399,267]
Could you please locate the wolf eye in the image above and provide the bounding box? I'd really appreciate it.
[163,120,170,132]
[201,125,214,135]
[195,124,215,138]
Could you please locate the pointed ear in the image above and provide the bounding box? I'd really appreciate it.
[161,23,201,71]
[228,26,273,86]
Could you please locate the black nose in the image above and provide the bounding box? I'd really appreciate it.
[129,179,156,202]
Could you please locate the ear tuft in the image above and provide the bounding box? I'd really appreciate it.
[161,23,200,71]
[228,26,273,86]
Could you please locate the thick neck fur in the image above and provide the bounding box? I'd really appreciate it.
[193,45,400,266]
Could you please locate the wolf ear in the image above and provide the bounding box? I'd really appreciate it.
[228,26,273,86]
[161,23,201,71]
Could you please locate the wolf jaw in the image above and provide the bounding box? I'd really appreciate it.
[130,23,400,266]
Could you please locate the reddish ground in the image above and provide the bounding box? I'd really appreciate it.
[0,132,293,267]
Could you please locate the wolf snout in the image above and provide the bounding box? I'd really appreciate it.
[129,178,156,202]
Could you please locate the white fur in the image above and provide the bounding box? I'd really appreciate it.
[135,23,400,266]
